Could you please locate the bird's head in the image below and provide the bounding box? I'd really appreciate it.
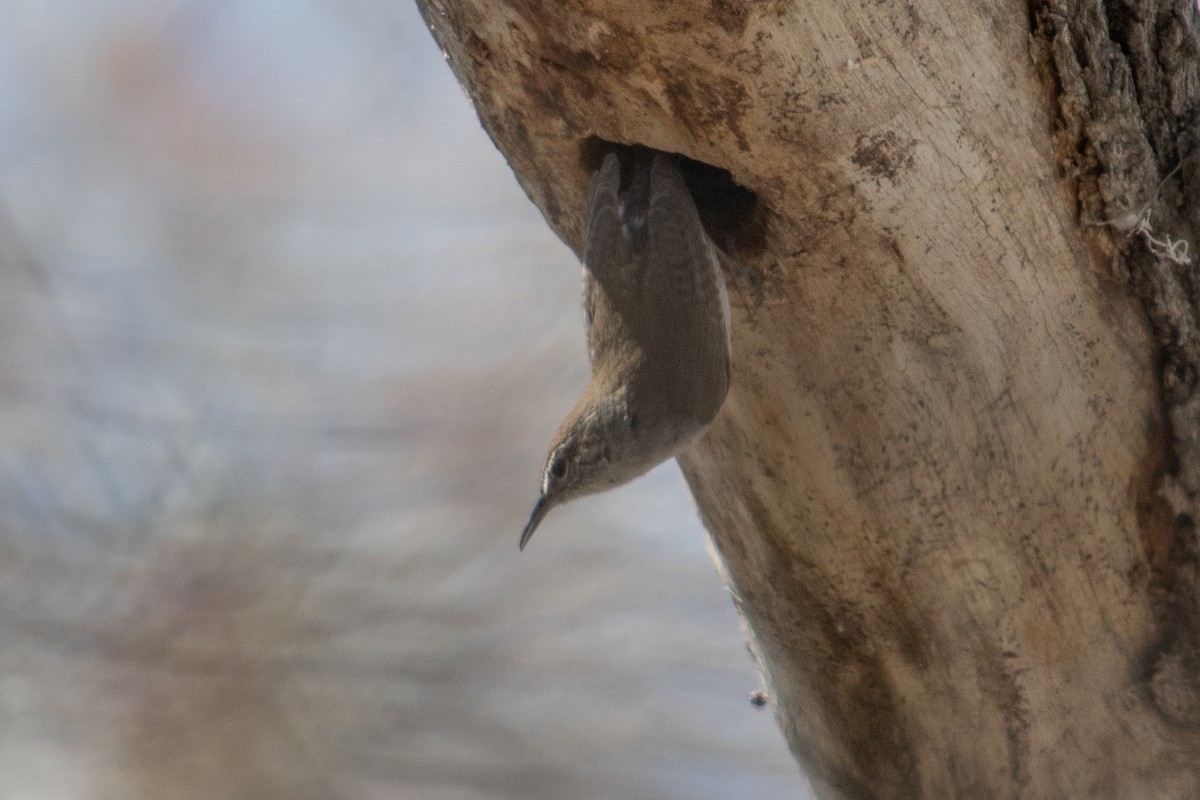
[520,394,649,550]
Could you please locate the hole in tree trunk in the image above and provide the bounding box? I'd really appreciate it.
[579,137,766,261]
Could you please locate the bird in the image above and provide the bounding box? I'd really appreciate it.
[520,149,732,550]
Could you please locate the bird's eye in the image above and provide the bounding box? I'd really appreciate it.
[549,458,568,479]
[629,413,639,431]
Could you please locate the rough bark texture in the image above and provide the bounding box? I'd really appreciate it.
[418,0,1200,796]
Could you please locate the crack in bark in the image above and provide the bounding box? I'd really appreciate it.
[1031,0,1200,727]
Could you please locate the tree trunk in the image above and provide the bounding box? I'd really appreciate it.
[417,0,1200,796]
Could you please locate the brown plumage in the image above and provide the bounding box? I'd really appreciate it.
[520,151,731,549]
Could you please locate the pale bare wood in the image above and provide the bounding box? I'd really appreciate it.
[419,0,1200,796]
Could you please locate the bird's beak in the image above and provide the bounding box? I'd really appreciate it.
[520,494,551,551]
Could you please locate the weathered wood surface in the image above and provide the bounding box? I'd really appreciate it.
[420,0,1200,796]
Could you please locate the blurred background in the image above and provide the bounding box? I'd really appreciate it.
[0,1,802,797]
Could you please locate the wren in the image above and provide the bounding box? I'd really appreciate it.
[520,150,732,549]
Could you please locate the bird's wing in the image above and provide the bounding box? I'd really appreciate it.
[642,154,732,403]
[582,153,640,371]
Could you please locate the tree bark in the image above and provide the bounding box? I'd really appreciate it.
[418,0,1200,796]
